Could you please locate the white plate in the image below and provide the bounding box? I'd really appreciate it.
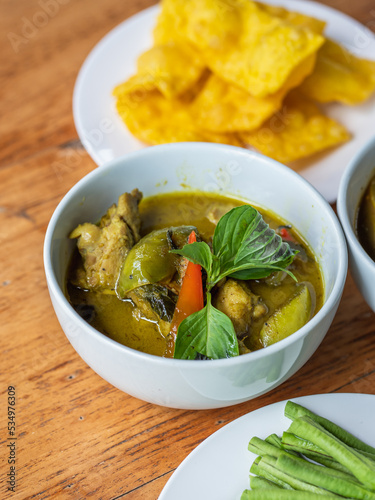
[73,1,375,203]
[158,393,375,500]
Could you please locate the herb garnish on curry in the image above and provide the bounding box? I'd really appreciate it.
[67,191,323,359]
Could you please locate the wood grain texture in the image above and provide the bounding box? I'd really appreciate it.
[1,1,374,499]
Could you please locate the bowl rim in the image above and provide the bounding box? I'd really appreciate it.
[337,135,375,271]
[44,142,348,367]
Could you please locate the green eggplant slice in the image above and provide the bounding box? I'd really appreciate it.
[116,225,196,298]
[260,284,312,347]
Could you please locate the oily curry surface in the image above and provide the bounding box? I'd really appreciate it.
[68,191,324,357]
[357,173,375,262]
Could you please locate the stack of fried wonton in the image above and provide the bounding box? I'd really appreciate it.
[113,0,375,164]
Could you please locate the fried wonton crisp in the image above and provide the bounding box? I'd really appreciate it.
[240,92,350,163]
[115,44,205,100]
[115,89,242,147]
[153,0,188,45]
[182,0,324,97]
[154,0,324,97]
[191,53,316,132]
[191,74,283,132]
[255,2,326,33]
[113,0,374,165]
[299,39,375,105]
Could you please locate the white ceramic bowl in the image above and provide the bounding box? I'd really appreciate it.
[337,136,375,312]
[44,143,347,409]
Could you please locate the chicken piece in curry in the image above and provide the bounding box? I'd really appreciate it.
[67,191,323,358]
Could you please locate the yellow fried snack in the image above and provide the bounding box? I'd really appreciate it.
[156,0,243,49]
[229,4,324,97]
[191,54,316,132]
[116,43,205,100]
[114,0,375,165]
[137,44,205,99]
[240,92,350,163]
[153,0,188,45]
[191,74,284,132]
[177,0,324,97]
[114,73,157,99]
[299,39,375,105]
[115,88,242,146]
[114,68,209,102]
[255,2,326,34]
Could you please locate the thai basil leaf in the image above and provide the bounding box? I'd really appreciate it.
[211,206,297,283]
[173,293,239,360]
[170,241,214,276]
[171,205,297,360]
[172,206,297,288]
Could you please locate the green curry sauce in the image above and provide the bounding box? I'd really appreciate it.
[357,174,375,261]
[67,192,324,357]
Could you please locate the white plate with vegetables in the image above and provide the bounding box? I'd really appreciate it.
[158,393,375,500]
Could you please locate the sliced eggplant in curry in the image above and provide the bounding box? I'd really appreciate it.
[128,284,177,337]
[116,225,197,297]
[259,283,314,347]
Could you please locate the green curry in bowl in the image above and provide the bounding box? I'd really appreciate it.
[357,174,375,261]
[67,190,323,359]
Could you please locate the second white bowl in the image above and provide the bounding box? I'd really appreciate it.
[337,135,375,312]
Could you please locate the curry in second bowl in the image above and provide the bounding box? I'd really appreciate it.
[357,173,375,262]
[67,190,324,359]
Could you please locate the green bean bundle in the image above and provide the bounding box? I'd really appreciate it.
[242,401,375,500]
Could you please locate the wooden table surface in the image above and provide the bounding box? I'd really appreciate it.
[1,0,375,498]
